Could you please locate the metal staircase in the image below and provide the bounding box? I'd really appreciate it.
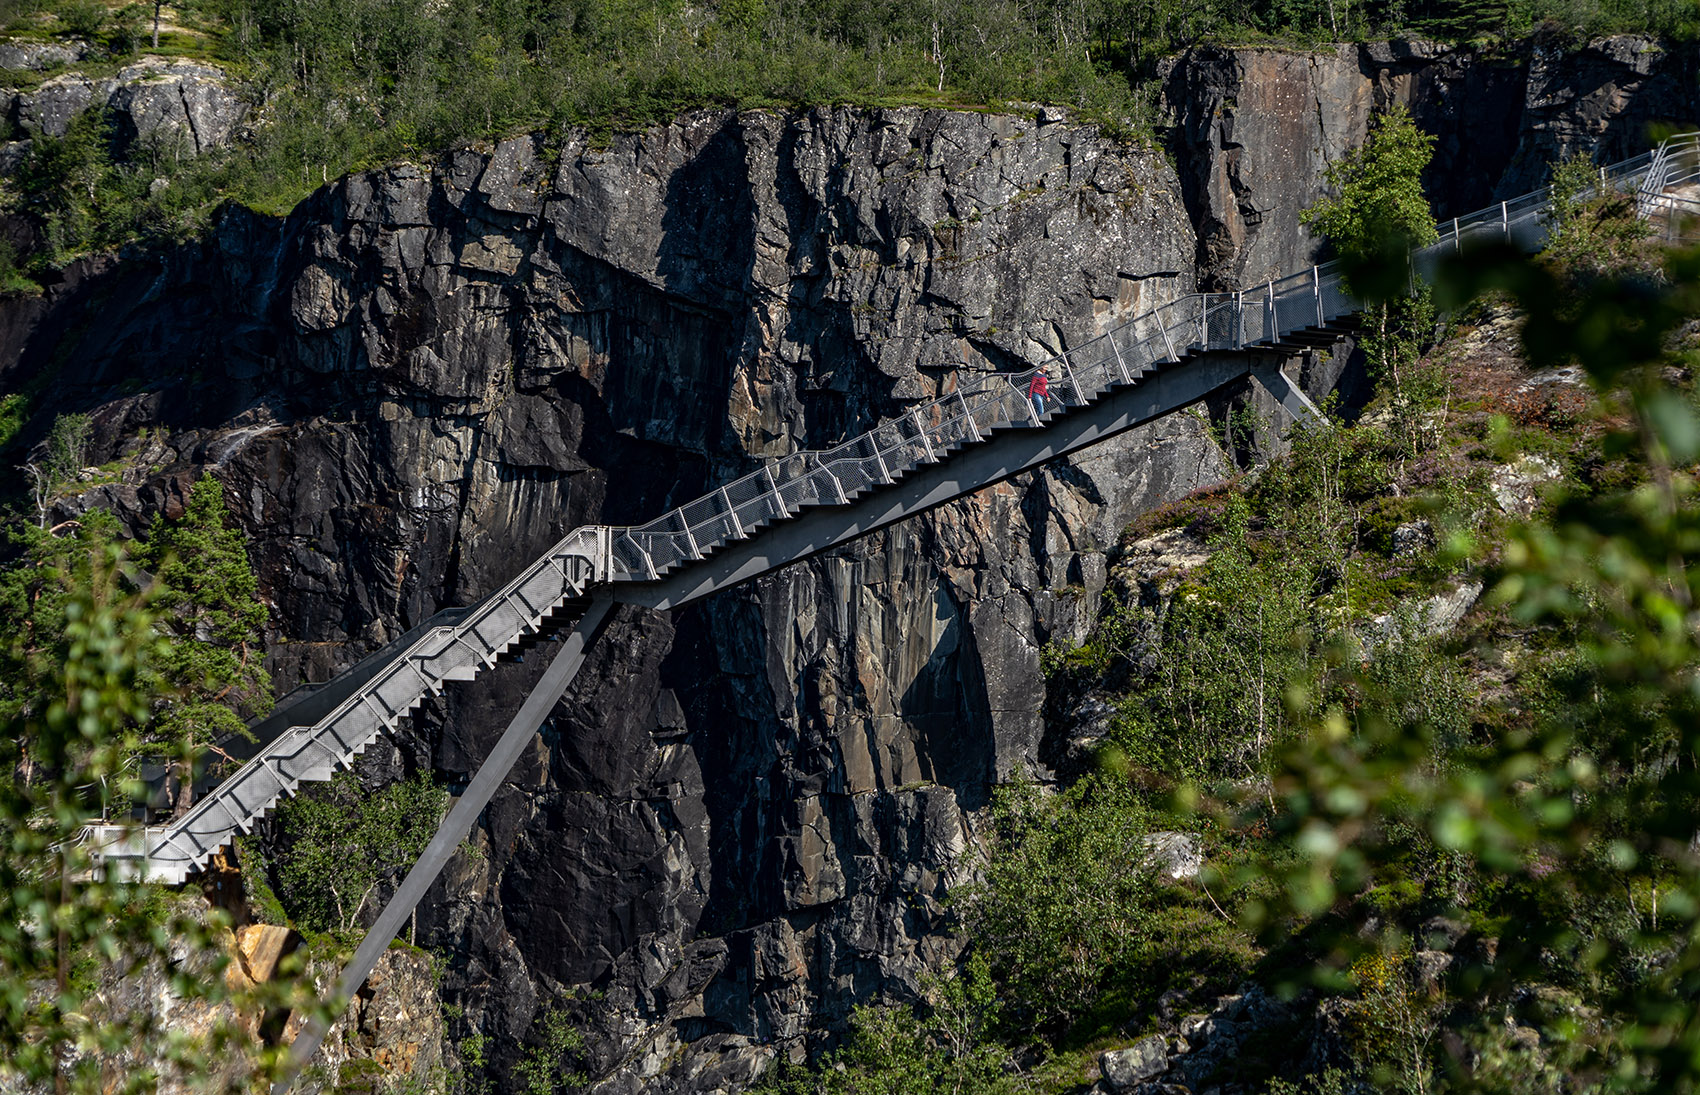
[87,130,1700,887]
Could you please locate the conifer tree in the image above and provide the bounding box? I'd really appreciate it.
[134,476,273,812]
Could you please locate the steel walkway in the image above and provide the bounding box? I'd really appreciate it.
[86,130,1700,890]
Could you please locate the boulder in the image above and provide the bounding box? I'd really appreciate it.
[1100,1035,1169,1092]
[106,59,247,154]
[1140,831,1204,882]
[16,73,97,137]
[1391,519,1433,557]
[1489,454,1562,517]
[1366,580,1483,647]
[234,923,296,983]
[6,58,245,154]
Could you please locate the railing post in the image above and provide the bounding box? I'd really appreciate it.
[1235,291,1244,350]
[1266,280,1275,341]
[1453,217,1461,254]
[718,486,744,539]
[1157,313,1178,362]
[956,389,981,442]
[1199,302,1206,351]
[1313,267,1323,327]
[1501,201,1508,240]
[812,455,847,504]
[1058,351,1081,404]
[1017,377,1043,424]
[871,438,892,484]
[1109,332,1133,383]
[762,464,788,518]
[677,512,702,560]
[910,409,938,462]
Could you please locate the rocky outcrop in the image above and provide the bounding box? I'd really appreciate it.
[21,897,443,1095]
[1161,36,1700,288]
[301,947,449,1094]
[0,38,88,72]
[1,57,246,153]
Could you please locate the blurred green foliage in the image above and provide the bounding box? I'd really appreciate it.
[0,516,327,1092]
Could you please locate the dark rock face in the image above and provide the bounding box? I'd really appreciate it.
[1161,36,1700,288]
[1,106,1227,1089]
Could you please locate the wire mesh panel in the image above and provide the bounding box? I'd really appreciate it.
[1236,289,1267,347]
[928,395,978,448]
[372,667,422,720]
[1271,270,1313,336]
[1204,296,1238,350]
[1051,356,1086,406]
[1318,272,1354,322]
[518,567,565,614]
[411,630,479,680]
[1507,209,1549,252]
[612,532,658,579]
[870,422,914,474]
[1101,327,1139,380]
[969,387,1013,432]
[825,446,878,496]
[722,474,773,529]
[680,495,734,552]
[468,600,526,657]
[1129,307,1176,361]
[1089,336,1123,385]
[1164,296,1204,354]
[776,464,832,509]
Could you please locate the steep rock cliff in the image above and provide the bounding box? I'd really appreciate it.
[2,106,1229,1090]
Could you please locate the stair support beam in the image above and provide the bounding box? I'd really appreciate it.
[275,594,617,1095]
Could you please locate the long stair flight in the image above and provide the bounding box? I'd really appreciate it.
[88,132,1700,890]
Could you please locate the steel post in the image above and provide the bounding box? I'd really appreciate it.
[1058,350,1081,404]
[719,487,744,539]
[910,409,938,462]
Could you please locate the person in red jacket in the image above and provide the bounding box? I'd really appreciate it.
[1026,371,1049,419]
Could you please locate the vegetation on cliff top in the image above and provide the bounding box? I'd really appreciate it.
[0,0,1692,274]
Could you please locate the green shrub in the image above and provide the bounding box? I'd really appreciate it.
[271,770,448,939]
